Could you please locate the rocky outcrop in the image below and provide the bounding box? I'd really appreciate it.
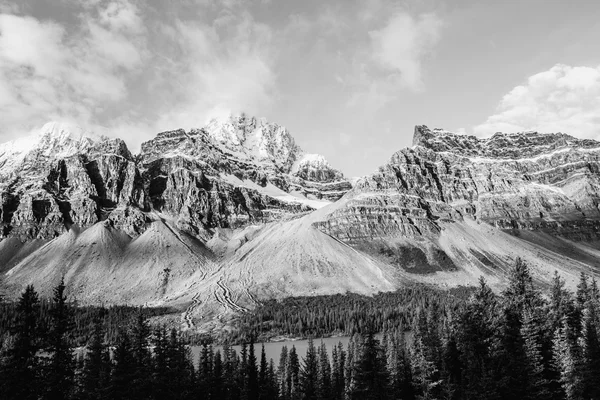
[0,123,145,240]
[317,126,600,252]
[0,116,351,241]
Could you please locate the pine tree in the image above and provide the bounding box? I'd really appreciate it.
[300,338,319,400]
[411,333,439,400]
[278,346,289,400]
[79,319,111,400]
[198,342,213,397]
[553,319,584,400]
[580,301,600,399]
[222,344,240,400]
[258,344,270,400]
[212,350,225,400]
[317,341,332,400]
[349,333,390,400]
[0,285,42,400]
[152,326,170,400]
[43,278,75,400]
[131,311,152,400]
[457,277,500,400]
[331,342,345,400]
[521,310,550,399]
[111,327,135,400]
[288,345,300,400]
[247,339,259,400]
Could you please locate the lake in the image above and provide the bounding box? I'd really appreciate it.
[190,336,353,367]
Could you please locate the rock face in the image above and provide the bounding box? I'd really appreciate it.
[0,117,351,241]
[4,122,600,326]
[315,125,600,273]
[0,122,145,241]
[139,115,351,236]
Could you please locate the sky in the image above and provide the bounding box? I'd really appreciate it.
[0,0,599,177]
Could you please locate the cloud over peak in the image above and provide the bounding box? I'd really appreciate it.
[476,64,600,137]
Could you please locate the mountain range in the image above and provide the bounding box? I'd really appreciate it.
[1,116,600,331]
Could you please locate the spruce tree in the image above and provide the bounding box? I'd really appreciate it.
[287,345,300,400]
[349,333,390,400]
[43,278,75,400]
[111,327,135,400]
[131,311,152,400]
[317,342,332,400]
[521,310,550,399]
[0,285,42,400]
[259,344,269,400]
[80,319,110,400]
[247,339,259,400]
[553,319,584,400]
[278,346,289,400]
[300,338,319,400]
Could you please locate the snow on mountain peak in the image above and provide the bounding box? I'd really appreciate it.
[203,114,302,169]
[0,122,105,178]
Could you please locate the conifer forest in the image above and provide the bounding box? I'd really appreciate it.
[1,258,600,400]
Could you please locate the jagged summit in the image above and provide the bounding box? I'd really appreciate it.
[4,120,600,327]
[412,125,600,159]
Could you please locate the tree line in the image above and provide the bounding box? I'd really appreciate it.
[2,258,600,399]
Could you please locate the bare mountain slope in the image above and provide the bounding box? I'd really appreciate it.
[3,121,600,331]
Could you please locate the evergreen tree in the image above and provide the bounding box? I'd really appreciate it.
[317,342,332,400]
[247,339,260,400]
[457,277,500,400]
[300,338,319,400]
[79,319,111,400]
[349,333,390,400]
[553,319,584,400]
[411,333,439,400]
[278,346,289,400]
[580,301,600,399]
[43,278,75,400]
[521,310,550,400]
[258,344,270,400]
[287,346,300,400]
[111,327,135,400]
[0,285,42,400]
[222,344,240,400]
[129,311,152,400]
[212,350,225,400]
[152,326,170,400]
[331,342,345,400]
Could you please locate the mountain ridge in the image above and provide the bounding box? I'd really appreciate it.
[3,118,600,331]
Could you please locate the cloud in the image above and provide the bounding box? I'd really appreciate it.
[369,12,442,91]
[343,10,443,111]
[0,1,147,138]
[475,64,600,137]
[0,1,277,148]
[151,11,276,131]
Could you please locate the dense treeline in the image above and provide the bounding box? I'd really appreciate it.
[233,285,474,342]
[2,258,600,399]
[0,299,174,346]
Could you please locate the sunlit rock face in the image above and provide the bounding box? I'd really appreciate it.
[0,122,145,240]
[314,125,600,272]
[0,116,352,240]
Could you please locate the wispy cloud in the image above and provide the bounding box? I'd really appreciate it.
[0,0,147,137]
[475,64,600,137]
[342,9,443,112]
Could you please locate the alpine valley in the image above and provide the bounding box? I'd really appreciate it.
[2,115,600,331]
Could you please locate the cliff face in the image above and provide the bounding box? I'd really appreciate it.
[0,117,352,241]
[0,122,145,241]
[314,125,600,273]
[3,122,600,327]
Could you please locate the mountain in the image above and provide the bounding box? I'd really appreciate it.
[2,120,600,330]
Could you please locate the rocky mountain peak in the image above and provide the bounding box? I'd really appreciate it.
[412,124,600,159]
[203,113,302,171]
